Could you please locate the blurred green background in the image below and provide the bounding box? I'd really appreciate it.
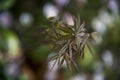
[0,0,120,80]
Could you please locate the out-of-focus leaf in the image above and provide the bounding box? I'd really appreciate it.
[79,44,94,67]
[90,32,101,43]
[0,0,15,10]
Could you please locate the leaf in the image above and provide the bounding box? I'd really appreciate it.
[49,59,58,72]
[49,55,59,61]
[71,58,80,71]
[58,43,68,56]
[68,41,73,59]
[90,32,101,43]
[81,45,85,59]
[58,40,71,56]
[77,13,81,27]
[55,39,68,45]
[48,17,57,21]
[86,42,94,56]
[53,26,60,39]
[81,34,90,48]
[65,53,72,72]
[59,26,73,34]
[57,56,61,69]
[73,44,78,52]
[58,56,65,70]
[74,18,79,31]
[80,23,86,32]
[77,22,85,33]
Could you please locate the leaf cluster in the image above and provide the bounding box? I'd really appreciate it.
[46,16,97,71]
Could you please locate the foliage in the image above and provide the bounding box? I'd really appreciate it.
[46,16,97,71]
